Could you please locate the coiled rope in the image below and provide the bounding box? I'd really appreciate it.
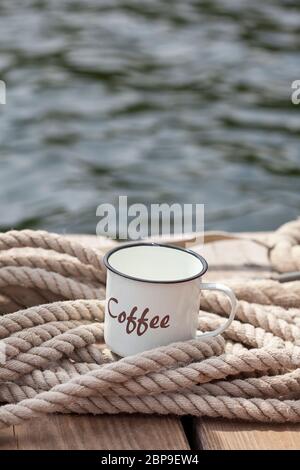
[0,219,299,426]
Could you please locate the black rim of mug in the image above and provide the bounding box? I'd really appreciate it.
[103,242,208,284]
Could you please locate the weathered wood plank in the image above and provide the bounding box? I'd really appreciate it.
[196,420,300,450]
[0,425,16,450]
[194,237,300,450]
[1,415,189,450]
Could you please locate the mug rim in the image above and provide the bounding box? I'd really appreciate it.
[103,242,208,284]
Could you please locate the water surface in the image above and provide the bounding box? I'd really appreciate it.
[0,0,299,234]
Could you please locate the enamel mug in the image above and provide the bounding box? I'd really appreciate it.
[103,243,237,357]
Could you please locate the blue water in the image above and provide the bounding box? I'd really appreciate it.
[0,0,299,234]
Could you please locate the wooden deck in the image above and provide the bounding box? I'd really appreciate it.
[0,235,299,450]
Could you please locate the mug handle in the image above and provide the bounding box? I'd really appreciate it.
[196,282,237,339]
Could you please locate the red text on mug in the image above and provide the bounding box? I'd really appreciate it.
[107,297,170,336]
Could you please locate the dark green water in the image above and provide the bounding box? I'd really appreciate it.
[0,0,299,234]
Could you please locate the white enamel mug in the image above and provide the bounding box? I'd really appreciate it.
[103,243,237,357]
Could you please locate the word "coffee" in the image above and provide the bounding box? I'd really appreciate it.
[107,297,170,336]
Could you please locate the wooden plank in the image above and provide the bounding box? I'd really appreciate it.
[197,420,300,450]
[1,415,189,450]
[0,425,16,450]
[194,237,300,450]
